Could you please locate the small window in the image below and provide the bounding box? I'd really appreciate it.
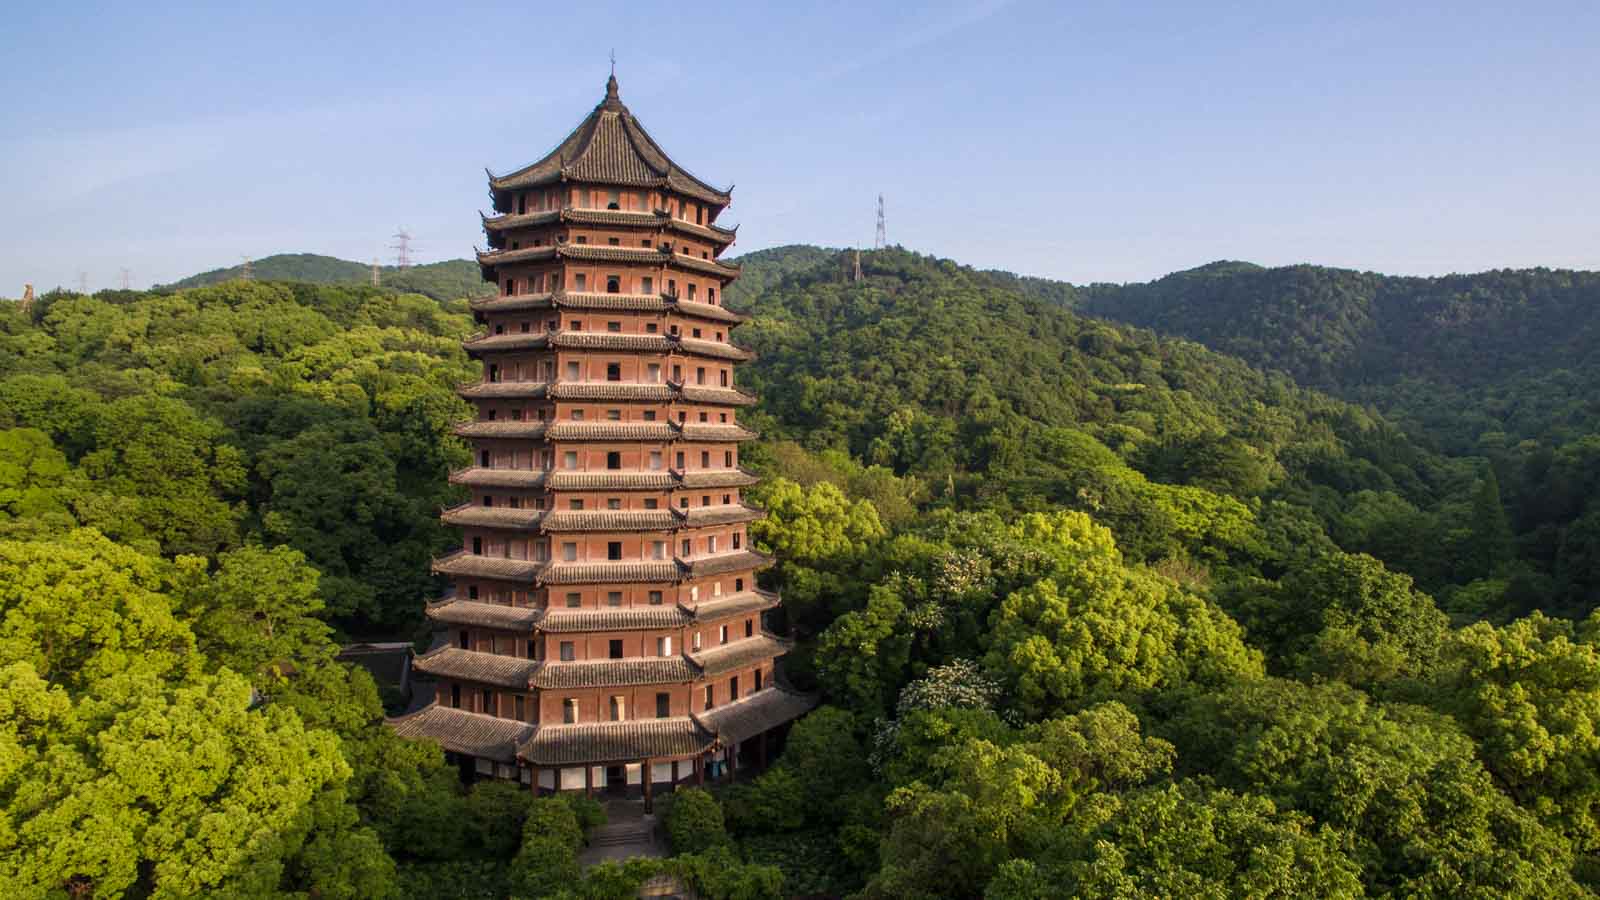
[651,541,666,559]
[696,367,706,385]
[608,541,623,560]
[563,451,578,469]
[451,684,461,708]
[570,409,585,421]
[480,449,490,467]
[719,625,728,645]
[693,328,703,339]
[564,698,579,724]
[657,636,673,656]
[642,276,654,293]
[733,532,742,550]
[609,639,624,659]
[569,499,584,510]
[647,363,661,382]
[566,361,581,381]
[687,284,697,301]
[704,685,714,710]
[649,451,663,470]
[708,535,718,553]
[481,495,493,507]
[648,590,663,605]
[606,363,622,382]
[607,237,620,247]
[575,235,587,244]
[643,410,657,421]
[701,451,710,468]
[656,692,671,718]
[610,695,625,721]
[458,630,470,650]
[708,287,716,303]
[676,451,685,469]
[606,409,621,421]
[560,641,575,661]
[607,591,622,607]
[646,322,658,333]
[569,319,582,331]
[735,578,744,592]
[606,276,620,293]
[725,451,734,467]
[482,689,495,715]
[679,497,689,510]
[730,676,739,702]
[699,412,708,423]
[471,537,483,555]
[566,592,581,608]
[681,539,692,556]
[720,370,729,387]
[467,585,479,599]
[607,498,622,510]
[745,619,754,638]
[645,499,659,510]
[607,452,621,470]
[515,695,526,720]
[693,632,703,651]
[607,320,621,332]
[575,273,587,290]
[562,542,577,561]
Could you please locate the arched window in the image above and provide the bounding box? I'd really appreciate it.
[606,275,620,294]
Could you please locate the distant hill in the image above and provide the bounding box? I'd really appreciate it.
[1080,262,1600,450]
[160,253,494,302]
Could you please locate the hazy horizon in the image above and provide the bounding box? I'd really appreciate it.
[5,0,1597,292]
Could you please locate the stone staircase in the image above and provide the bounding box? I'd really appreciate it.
[588,814,657,849]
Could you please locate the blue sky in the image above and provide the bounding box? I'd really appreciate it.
[3,1,1596,293]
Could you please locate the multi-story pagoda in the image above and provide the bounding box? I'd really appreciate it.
[391,74,813,807]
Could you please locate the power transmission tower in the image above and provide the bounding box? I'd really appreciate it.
[119,268,131,290]
[241,256,253,281]
[852,249,863,282]
[874,194,887,249]
[371,258,381,287]
[390,228,415,269]
[21,284,34,313]
[77,271,88,294]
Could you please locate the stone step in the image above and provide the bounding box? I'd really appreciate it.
[591,827,654,847]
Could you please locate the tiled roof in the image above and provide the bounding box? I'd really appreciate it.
[549,332,674,353]
[468,293,558,315]
[389,705,534,763]
[689,633,792,678]
[677,386,757,406]
[684,550,774,578]
[546,471,676,491]
[554,292,667,312]
[547,422,675,441]
[678,503,765,528]
[542,561,681,585]
[426,599,543,630]
[678,423,759,442]
[686,590,780,623]
[678,469,762,489]
[441,503,545,530]
[558,244,666,264]
[533,656,697,690]
[484,208,736,246]
[458,381,549,399]
[674,337,752,362]
[540,510,677,532]
[547,383,674,402]
[449,467,547,489]
[671,253,740,279]
[694,688,817,747]
[541,606,692,633]
[453,420,550,439]
[473,246,558,267]
[518,717,712,766]
[432,551,542,583]
[462,332,550,355]
[671,299,746,324]
[488,76,731,207]
[415,646,539,688]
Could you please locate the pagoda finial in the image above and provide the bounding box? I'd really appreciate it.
[603,51,621,108]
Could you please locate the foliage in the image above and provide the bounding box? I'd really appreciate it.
[664,787,729,855]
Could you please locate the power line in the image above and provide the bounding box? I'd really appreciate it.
[874,194,887,250]
[390,227,415,269]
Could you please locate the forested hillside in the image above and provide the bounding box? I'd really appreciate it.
[3,250,1600,897]
[1082,261,1600,449]
[162,253,496,302]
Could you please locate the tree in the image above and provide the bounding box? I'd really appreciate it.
[665,788,728,855]
[176,543,331,678]
[984,513,1262,719]
[507,798,582,898]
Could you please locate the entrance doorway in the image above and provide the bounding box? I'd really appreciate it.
[605,765,627,793]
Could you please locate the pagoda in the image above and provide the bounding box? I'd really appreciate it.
[391,74,813,807]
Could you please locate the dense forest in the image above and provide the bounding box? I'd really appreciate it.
[2,246,1599,897]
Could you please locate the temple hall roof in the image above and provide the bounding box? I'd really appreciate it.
[694,688,817,747]
[689,632,792,677]
[415,646,539,688]
[389,705,535,763]
[519,717,712,766]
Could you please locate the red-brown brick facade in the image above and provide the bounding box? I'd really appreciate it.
[390,75,813,804]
